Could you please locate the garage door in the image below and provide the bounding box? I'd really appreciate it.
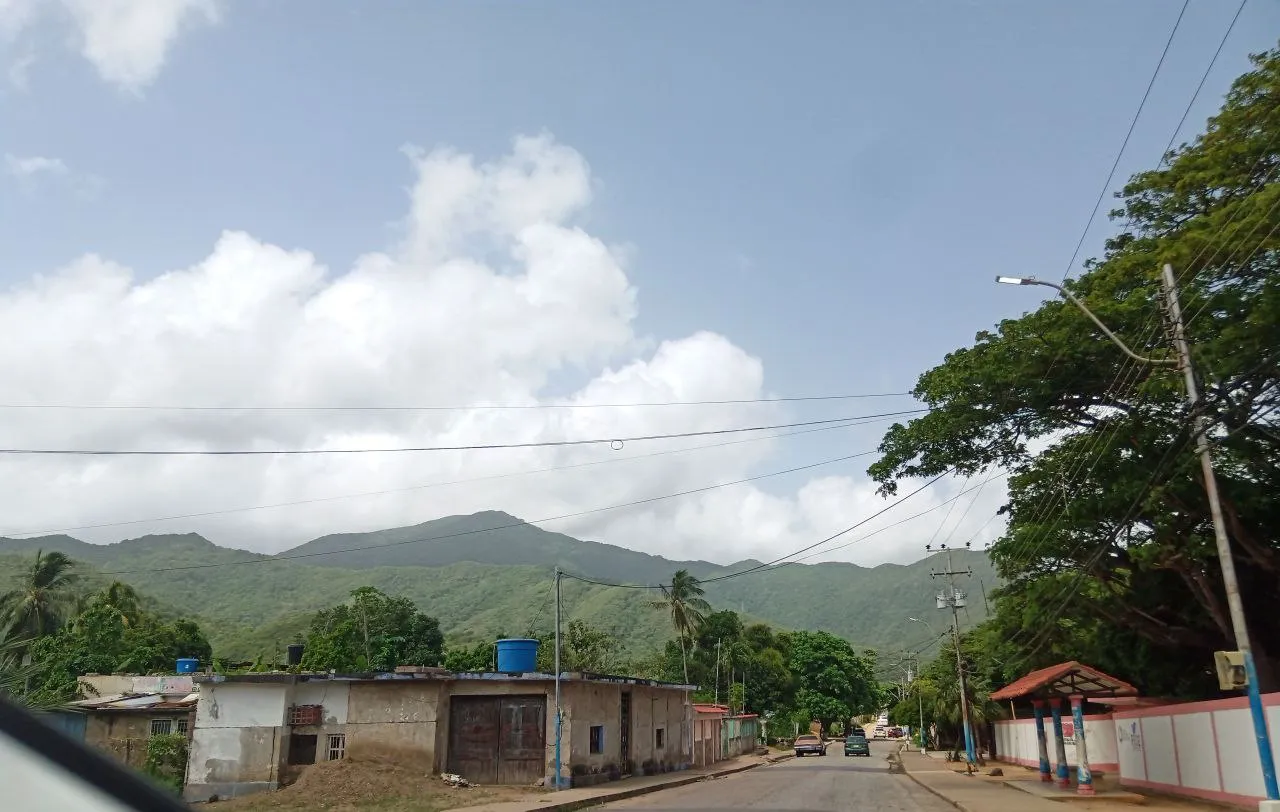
[447,696,546,785]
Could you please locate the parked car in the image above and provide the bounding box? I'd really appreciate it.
[844,733,870,757]
[793,734,827,757]
[887,726,904,739]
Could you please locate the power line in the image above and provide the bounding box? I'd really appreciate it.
[560,469,954,590]
[1059,0,1190,281]
[0,391,915,413]
[96,449,879,576]
[0,410,927,457]
[0,414,895,538]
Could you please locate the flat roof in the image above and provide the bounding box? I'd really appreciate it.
[195,670,697,691]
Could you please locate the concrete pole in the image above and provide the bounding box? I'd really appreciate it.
[553,568,563,790]
[1161,264,1279,806]
[1069,696,1092,796]
[1032,700,1051,782]
[1050,699,1069,788]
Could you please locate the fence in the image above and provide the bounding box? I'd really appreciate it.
[993,714,1118,773]
[995,692,1280,807]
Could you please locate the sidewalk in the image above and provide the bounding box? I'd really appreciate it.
[446,753,793,812]
[895,747,1218,812]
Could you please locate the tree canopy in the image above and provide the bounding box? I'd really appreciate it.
[300,586,444,672]
[867,45,1280,697]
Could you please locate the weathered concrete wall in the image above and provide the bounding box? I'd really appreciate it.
[79,674,195,697]
[184,682,290,803]
[345,681,441,769]
[563,683,690,776]
[85,714,152,769]
[294,680,349,725]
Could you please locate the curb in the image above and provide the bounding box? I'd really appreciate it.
[530,757,786,812]
[889,747,974,812]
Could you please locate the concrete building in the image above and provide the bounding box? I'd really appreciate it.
[183,669,695,802]
[42,675,198,770]
[690,704,759,767]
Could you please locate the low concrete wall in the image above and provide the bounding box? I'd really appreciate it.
[994,714,1118,773]
[1113,692,1280,807]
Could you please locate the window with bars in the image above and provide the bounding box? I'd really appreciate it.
[176,717,189,734]
[655,728,665,749]
[589,725,604,754]
[326,733,346,761]
[149,718,173,736]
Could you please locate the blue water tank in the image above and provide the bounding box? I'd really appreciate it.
[176,658,199,674]
[494,638,539,673]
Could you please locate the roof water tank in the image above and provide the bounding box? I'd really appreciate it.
[176,658,199,674]
[495,638,539,673]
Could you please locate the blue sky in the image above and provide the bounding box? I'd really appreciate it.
[0,1,1275,563]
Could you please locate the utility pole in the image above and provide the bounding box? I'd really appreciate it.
[1160,264,1279,803]
[916,654,926,754]
[553,568,563,790]
[930,543,977,767]
[713,639,722,706]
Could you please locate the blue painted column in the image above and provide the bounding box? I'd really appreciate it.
[1050,699,1070,788]
[1070,696,1094,796]
[1032,700,1051,782]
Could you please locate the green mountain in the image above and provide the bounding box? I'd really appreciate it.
[0,511,998,663]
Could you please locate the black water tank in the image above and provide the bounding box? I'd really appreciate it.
[286,644,304,666]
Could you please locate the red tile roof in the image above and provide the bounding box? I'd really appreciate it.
[989,661,1139,701]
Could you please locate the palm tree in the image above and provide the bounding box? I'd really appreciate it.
[651,569,711,683]
[0,550,79,641]
[97,581,143,627]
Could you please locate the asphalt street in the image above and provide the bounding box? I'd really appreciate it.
[601,742,953,812]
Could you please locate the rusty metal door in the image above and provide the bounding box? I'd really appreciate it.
[448,697,500,784]
[497,696,546,785]
[619,692,631,774]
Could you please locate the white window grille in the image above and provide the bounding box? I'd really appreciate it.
[149,718,173,736]
[326,733,346,761]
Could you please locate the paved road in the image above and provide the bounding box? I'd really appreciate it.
[601,742,953,812]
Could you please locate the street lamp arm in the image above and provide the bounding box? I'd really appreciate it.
[995,276,1178,366]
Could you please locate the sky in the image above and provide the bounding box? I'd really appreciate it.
[0,0,1276,567]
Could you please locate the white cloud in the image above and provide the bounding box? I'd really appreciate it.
[0,134,1004,565]
[4,152,103,197]
[0,0,218,92]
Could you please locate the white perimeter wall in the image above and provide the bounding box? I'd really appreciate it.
[1114,693,1280,807]
[994,715,1117,771]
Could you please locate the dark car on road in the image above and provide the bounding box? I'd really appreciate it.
[793,734,827,757]
[844,733,870,757]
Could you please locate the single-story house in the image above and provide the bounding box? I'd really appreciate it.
[42,675,198,770]
[690,704,759,767]
[183,667,696,802]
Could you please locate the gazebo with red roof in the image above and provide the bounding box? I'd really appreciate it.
[990,661,1138,796]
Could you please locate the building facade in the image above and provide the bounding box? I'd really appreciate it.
[43,676,197,771]
[183,670,694,802]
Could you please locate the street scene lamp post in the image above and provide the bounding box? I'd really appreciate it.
[997,271,1279,804]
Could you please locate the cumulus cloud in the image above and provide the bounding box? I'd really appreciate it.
[0,134,1005,564]
[0,0,218,92]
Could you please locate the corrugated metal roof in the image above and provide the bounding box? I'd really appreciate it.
[67,692,196,712]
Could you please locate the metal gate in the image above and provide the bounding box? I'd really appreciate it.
[619,692,631,774]
[448,696,547,785]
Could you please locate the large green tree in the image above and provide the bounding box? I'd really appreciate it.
[24,589,212,704]
[867,46,1280,696]
[300,586,444,672]
[788,630,877,732]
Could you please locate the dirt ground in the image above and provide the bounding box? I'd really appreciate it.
[961,760,1232,811]
[204,755,544,812]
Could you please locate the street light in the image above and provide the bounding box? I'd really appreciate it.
[994,276,1176,366]
[998,269,1279,806]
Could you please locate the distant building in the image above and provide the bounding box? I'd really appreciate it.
[690,704,759,767]
[41,675,197,771]
[183,668,697,802]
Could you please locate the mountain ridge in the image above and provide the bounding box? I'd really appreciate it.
[0,511,998,661]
